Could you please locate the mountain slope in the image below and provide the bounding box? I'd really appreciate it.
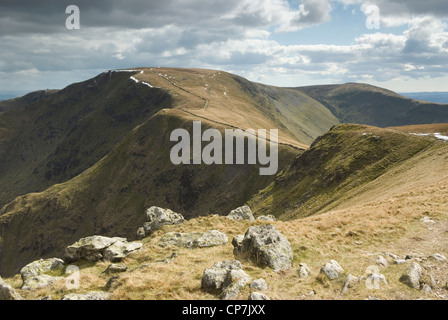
[297,83,448,127]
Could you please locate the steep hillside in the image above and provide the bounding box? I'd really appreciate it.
[248,124,448,220]
[297,83,448,127]
[0,109,301,277]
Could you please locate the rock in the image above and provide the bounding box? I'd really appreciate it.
[103,240,143,262]
[385,252,400,260]
[256,215,276,222]
[158,230,228,248]
[104,276,121,291]
[104,264,128,274]
[20,258,65,290]
[429,254,447,262]
[376,256,389,267]
[156,252,178,264]
[320,260,344,280]
[201,260,244,294]
[227,205,255,221]
[39,296,52,300]
[421,216,436,224]
[405,255,414,260]
[220,269,252,300]
[143,206,185,234]
[297,263,311,278]
[0,276,23,300]
[136,227,145,240]
[250,278,268,291]
[64,236,126,262]
[236,224,293,272]
[394,259,407,265]
[341,274,359,295]
[400,262,423,289]
[232,235,244,256]
[422,283,432,293]
[61,291,111,300]
[249,292,270,300]
[65,236,141,263]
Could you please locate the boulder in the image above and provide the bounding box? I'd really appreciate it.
[400,262,423,289]
[250,278,268,291]
[249,292,270,300]
[236,224,293,272]
[143,206,184,234]
[20,258,65,290]
[103,240,143,262]
[297,263,311,278]
[220,269,252,300]
[232,235,244,255]
[64,236,141,263]
[201,260,243,293]
[256,215,276,222]
[320,260,344,280]
[158,230,228,248]
[227,206,255,221]
[61,291,111,300]
[0,276,23,300]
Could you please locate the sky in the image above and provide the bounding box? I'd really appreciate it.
[0,0,447,97]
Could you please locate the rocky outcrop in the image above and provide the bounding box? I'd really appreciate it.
[61,291,111,300]
[140,206,185,237]
[400,262,422,289]
[234,224,292,272]
[20,258,64,290]
[64,236,141,263]
[201,260,251,299]
[227,206,255,221]
[158,230,228,248]
[320,260,344,280]
[0,276,23,300]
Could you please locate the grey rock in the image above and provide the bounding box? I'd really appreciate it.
[422,283,432,293]
[20,258,65,290]
[158,230,228,248]
[103,240,143,262]
[201,260,243,293]
[320,260,344,280]
[144,206,185,234]
[104,264,128,274]
[250,278,268,291]
[341,274,359,295]
[232,235,244,255]
[220,269,251,300]
[65,236,141,263]
[136,227,145,240]
[297,263,311,278]
[61,291,111,300]
[376,256,389,267]
[0,276,23,300]
[227,205,255,221]
[385,252,400,260]
[394,259,407,265]
[249,292,270,300]
[400,262,423,289]
[64,236,126,262]
[237,224,293,272]
[256,215,276,222]
[405,255,414,260]
[429,254,447,262]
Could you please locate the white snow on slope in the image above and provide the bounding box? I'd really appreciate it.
[410,132,448,141]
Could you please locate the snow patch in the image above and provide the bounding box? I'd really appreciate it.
[130,76,154,88]
[410,132,448,141]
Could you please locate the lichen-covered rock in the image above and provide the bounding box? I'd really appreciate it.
[0,276,23,300]
[158,230,228,248]
[256,215,276,222]
[64,236,126,262]
[320,260,344,280]
[232,235,244,255]
[61,291,111,300]
[64,236,141,263]
[201,260,243,294]
[249,292,270,300]
[103,240,143,262]
[297,263,311,278]
[104,264,128,274]
[20,258,65,290]
[250,278,268,291]
[219,269,252,300]
[236,224,292,272]
[400,262,423,289]
[227,206,255,221]
[143,206,185,234]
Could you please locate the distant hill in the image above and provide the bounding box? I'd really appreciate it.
[399,92,448,104]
